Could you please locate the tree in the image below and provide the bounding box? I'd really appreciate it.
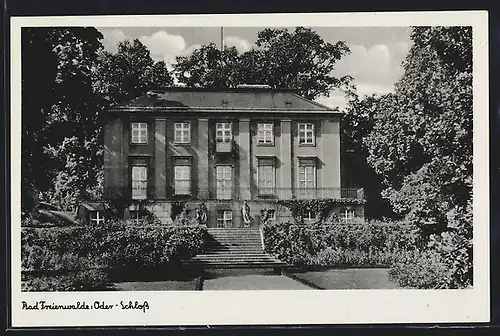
[22,27,105,213]
[174,27,352,100]
[94,39,174,105]
[341,94,397,219]
[174,43,240,89]
[362,26,472,237]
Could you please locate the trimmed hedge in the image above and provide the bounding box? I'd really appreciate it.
[262,221,418,267]
[21,221,209,291]
[22,270,110,292]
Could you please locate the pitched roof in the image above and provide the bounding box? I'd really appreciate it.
[80,201,106,212]
[108,87,340,114]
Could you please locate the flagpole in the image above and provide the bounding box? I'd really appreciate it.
[220,27,224,88]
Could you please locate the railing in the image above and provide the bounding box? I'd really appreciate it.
[104,187,364,200]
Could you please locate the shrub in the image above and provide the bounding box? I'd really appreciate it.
[262,220,418,267]
[101,225,208,268]
[22,270,110,292]
[388,203,472,289]
[21,220,209,271]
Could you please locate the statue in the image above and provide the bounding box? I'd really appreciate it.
[242,201,252,228]
[260,209,270,226]
[196,202,208,226]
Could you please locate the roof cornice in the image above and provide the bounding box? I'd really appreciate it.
[108,106,343,115]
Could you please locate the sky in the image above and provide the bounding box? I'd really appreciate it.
[97,26,412,110]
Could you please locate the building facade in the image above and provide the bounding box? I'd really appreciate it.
[103,87,364,227]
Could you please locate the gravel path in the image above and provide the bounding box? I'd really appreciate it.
[203,274,314,290]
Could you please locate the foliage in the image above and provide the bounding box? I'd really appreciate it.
[101,225,208,268]
[22,33,174,214]
[170,201,187,221]
[389,201,473,288]
[174,43,241,88]
[360,26,472,237]
[277,198,365,224]
[21,221,209,272]
[308,247,420,268]
[22,270,110,292]
[262,221,418,266]
[341,95,398,219]
[94,39,174,105]
[174,27,353,100]
[22,27,105,213]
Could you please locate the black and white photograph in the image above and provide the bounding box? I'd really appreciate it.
[10,11,489,327]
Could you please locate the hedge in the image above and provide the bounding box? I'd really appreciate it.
[21,221,209,291]
[262,221,418,267]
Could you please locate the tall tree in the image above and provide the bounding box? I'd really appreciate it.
[174,27,352,100]
[22,27,105,213]
[362,26,472,236]
[341,94,397,219]
[174,43,240,89]
[94,39,174,105]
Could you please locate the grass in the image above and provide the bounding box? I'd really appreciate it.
[290,268,399,290]
[202,269,314,290]
[113,279,200,291]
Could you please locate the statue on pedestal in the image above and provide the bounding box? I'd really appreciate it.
[196,202,208,226]
[242,201,252,228]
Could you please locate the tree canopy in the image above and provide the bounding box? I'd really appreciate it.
[344,26,472,235]
[22,32,175,213]
[174,27,352,100]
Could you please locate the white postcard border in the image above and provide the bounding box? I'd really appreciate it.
[10,11,490,327]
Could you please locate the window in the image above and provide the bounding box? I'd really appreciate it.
[298,122,315,145]
[216,165,232,200]
[304,210,316,222]
[216,122,232,143]
[173,157,191,195]
[174,165,191,195]
[131,165,148,200]
[342,208,355,222]
[129,210,144,225]
[174,122,191,144]
[257,123,274,145]
[298,158,316,199]
[260,209,276,223]
[217,210,233,228]
[131,122,148,144]
[90,211,105,225]
[257,158,275,196]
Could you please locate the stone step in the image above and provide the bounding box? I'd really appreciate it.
[196,254,268,258]
[209,235,261,238]
[191,255,276,262]
[204,250,265,255]
[183,261,287,269]
[208,246,263,251]
[210,242,262,246]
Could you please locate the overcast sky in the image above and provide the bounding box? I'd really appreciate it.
[97,26,412,110]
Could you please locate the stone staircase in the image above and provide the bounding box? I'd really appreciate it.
[183,228,287,269]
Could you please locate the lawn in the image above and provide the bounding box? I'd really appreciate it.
[113,279,200,291]
[289,268,399,290]
[202,273,313,290]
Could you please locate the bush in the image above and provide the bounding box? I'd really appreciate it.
[22,269,110,292]
[21,220,209,272]
[262,221,418,267]
[388,203,473,289]
[101,225,208,268]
